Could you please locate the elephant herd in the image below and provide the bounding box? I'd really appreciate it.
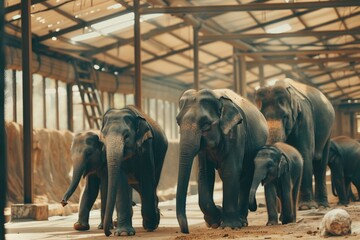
[61,78,360,237]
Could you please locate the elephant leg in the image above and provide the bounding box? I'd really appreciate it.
[265,183,279,226]
[298,149,317,210]
[292,177,301,223]
[219,155,242,229]
[140,179,159,231]
[98,171,109,230]
[344,178,352,202]
[329,165,348,205]
[75,175,100,231]
[313,139,330,208]
[114,169,135,236]
[238,157,254,227]
[313,159,329,208]
[139,141,160,232]
[279,181,294,224]
[198,151,221,229]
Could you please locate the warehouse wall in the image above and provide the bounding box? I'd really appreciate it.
[5,46,185,103]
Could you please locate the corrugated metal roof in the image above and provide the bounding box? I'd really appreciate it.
[4,0,360,102]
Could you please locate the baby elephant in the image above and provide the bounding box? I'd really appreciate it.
[249,142,303,225]
[61,130,108,231]
[329,136,360,205]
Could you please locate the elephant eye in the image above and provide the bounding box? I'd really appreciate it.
[123,131,130,142]
[201,122,212,132]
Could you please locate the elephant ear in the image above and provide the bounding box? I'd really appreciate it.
[278,153,290,178]
[219,96,243,135]
[125,105,153,147]
[286,85,303,123]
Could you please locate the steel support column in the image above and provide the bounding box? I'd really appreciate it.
[134,0,142,110]
[1,0,7,236]
[66,83,73,131]
[22,0,34,204]
[233,48,240,94]
[259,64,265,87]
[193,26,200,90]
[238,55,247,98]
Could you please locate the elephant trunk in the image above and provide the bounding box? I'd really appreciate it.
[61,154,86,207]
[249,167,267,208]
[176,130,201,234]
[103,135,124,237]
[267,120,286,144]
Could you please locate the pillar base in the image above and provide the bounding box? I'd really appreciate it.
[11,204,48,221]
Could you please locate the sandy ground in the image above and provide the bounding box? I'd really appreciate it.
[5,188,360,240]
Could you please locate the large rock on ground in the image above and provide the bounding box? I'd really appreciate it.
[320,208,352,236]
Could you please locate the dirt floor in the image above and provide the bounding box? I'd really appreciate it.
[5,190,360,240]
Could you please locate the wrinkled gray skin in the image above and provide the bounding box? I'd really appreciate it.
[176,89,268,233]
[61,130,108,231]
[329,136,360,205]
[249,142,303,225]
[255,78,335,210]
[101,106,168,237]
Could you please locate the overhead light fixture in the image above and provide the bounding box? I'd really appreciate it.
[71,31,101,41]
[93,64,100,70]
[266,23,292,34]
[12,14,21,20]
[51,36,57,41]
[71,13,163,42]
[107,3,122,10]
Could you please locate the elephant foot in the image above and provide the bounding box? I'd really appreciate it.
[221,212,242,230]
[316,200,330,209]
[114,226,136,236]
[73,222,90,231]
[298,200,318,211]
[239,217,248,227]
[143,220,159,232]
[143,209,160,231]
[266,220,279,226]
[204,205,222,229]
[337,201,349,207]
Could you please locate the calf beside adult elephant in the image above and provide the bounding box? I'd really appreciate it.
[100,106,168,236]
[329,136,360,205]
[176,89,268,233]
[61,130,108,231]
[249,142,303,226]
[255,78,335,210]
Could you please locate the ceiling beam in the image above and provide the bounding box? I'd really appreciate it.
[247,57,360,66]
[242,48,360,57]
[83,22,188,57]
[36,9,133,42]
[5,0,48,14]
[200,29,360,41]
[141,1,360,15]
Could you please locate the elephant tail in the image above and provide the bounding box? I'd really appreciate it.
[331,173,338,197]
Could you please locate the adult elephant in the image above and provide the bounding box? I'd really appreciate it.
[329,136,360,205]
[101,106,168,237]
[255,78,335,210]
[176,89,268,233]
[61,130,108,230]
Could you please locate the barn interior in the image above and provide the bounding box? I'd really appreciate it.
[1,0,360,239]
